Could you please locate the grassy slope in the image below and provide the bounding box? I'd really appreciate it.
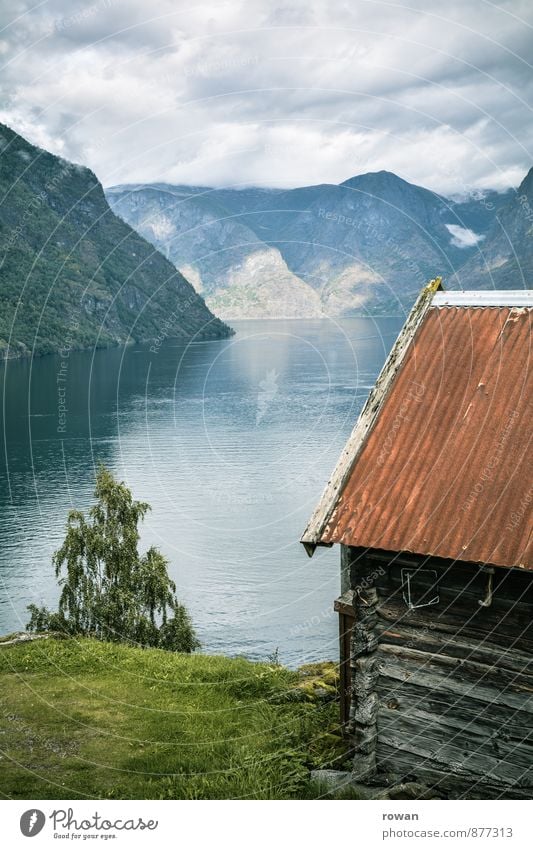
[0,638,344,800]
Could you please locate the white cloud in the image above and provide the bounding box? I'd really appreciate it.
[0,0,531,193]
[446,224,486,248]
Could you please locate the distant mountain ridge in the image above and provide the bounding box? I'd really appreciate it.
[452,167,533,291]
[107,172,515,318]
[0,123,232,358]
[106,183,324,318]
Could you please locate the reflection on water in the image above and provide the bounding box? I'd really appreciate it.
[0,317,401,666]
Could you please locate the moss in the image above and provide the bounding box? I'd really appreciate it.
[290,661,340,703]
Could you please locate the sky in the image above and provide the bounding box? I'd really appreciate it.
[0,0,532,194]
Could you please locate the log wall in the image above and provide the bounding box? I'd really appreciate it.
[343,546,533,798]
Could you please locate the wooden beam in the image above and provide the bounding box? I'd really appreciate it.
[348,554,381,780]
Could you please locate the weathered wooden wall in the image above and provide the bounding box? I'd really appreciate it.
[344,546,533,798]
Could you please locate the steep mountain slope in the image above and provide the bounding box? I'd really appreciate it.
[0,124,231,358]
[107,172,510,318]
[240,172,510,313]
[452,169,533,289]
[449,189,513,236]
[106,184,322,318]
[211,181,511,248]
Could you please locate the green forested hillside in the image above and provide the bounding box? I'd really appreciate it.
[0,123,232,358]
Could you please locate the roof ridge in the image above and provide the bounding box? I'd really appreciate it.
[433,291,533,307]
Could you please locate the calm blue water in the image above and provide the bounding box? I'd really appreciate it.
[0,318,401,666]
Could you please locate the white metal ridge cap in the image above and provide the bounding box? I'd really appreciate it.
[432,290,533,307]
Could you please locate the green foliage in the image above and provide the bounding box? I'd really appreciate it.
[27,466,199,653]
[0,638,342,799]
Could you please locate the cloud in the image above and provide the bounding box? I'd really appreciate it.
[0,0,531,193]
[445,223,485,248]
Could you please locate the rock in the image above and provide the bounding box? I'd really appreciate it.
[310,769,354,794]
[384,781,443,800]
[293,661,340,702]
[310,770,381,799]
[0,631,68,647]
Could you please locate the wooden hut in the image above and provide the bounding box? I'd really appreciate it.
[301,279,533,798]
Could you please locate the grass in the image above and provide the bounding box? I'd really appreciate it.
[0,637,346,800]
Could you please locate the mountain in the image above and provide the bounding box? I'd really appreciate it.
[106,184,322,318]
[107,173,510,318]
[0,124,232,359]
[209,174,513,312]
[452,168,533,290]
[257,172,513,312]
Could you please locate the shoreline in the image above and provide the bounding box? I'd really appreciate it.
[0,326,235,363]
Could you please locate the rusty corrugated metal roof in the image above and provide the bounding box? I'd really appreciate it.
[312,302,532,570]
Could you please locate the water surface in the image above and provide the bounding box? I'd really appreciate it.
[0,317,401,666]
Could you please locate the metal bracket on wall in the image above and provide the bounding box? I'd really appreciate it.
[401,568,440,610]
[478,565,495,608]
